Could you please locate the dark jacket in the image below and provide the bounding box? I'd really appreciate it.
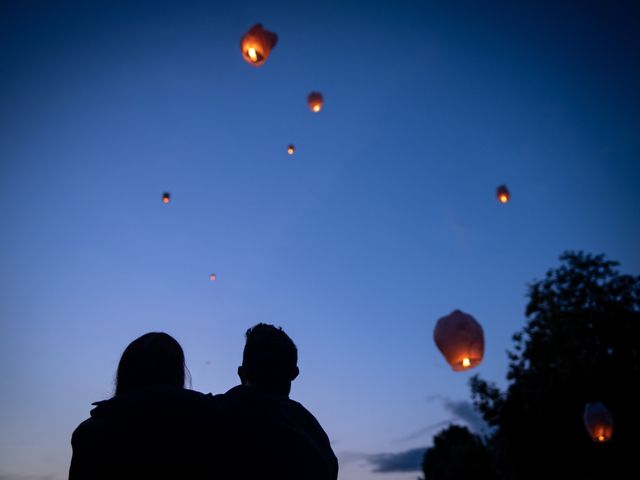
[69,385,220,480]
[215,385,339,480]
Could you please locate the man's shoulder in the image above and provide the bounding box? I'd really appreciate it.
[284,397,323,424]
[216,385,262,406]
[180,388,214,404]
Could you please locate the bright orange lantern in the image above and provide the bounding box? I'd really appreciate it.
[584,402,614,443]
[287,144,295,155]
[210,273,217,282]
[433,310,485,371]
[307,92,323,112]
[496,185,510,204]
[240,24,278,67]
[162,192,171,204]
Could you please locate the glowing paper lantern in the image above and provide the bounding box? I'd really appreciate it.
[433,310,485,371]
[162,192,171,204]
[240,24,278,67]
[307,92,323,112]
[287,144,295,155]
[496,185,510,204]
[210,273,217,282]
[584,402,614,443]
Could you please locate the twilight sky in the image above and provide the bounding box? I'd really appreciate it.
[1,1,639,479]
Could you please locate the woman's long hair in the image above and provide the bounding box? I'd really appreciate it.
[115,332,187,396]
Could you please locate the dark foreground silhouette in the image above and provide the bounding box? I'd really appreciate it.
[69,327,338,479]
[70,384,216,479]
[215,323,338,480]
[69,333,218,480]
[422,252,640,480]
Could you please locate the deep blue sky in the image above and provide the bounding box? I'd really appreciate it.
[1,1,639,479]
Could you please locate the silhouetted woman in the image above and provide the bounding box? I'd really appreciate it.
[69,332,216,480]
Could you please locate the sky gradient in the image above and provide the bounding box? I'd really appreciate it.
[1,1,639,479]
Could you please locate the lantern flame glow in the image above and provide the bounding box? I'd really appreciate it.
[433,310,485,372]
[307,92,324,112]
[584,402,614,443]
[240,24,277,67]
[496,185,510,204]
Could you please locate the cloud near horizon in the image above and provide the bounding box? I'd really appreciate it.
[367,447,426,473]
[395,397,489,445]
[364,396,490,473]
[437,397,490,436]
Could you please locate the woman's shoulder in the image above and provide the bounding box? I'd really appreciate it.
[71,416,106,447]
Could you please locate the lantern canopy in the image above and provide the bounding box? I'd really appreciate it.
[584,402,614,443]
[240,24,278,67]
[287,144,295,155]
[210,273,217,282]
[162,192,171,204]
[307,92,323,112]
[433,310,485,371]
[496,184,510,204]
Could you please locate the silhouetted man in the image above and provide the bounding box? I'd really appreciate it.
[215,323,338,480]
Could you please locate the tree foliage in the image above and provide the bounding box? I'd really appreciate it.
[421,425,493,480]
[470,252,640,479]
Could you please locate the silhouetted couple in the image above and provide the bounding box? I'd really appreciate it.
[69,324,338,479]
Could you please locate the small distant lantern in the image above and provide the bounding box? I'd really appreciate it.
[209,273,217,282]
[240,24,278,67]
[496,185,510,204]
[287,144,295,155]
[433,310,485,371]
[307,92,323,112]
[162,192,171,204]
[584,402,614,443]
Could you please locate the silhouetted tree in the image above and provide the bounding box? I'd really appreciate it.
[470,252,640,480]
[421,425,493,480]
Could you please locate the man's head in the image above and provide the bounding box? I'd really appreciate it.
[238,323,299,396]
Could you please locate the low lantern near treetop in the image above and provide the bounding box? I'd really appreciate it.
[433,310,485,371]
[162,192,171,204]
[584,402,614,443]
[496,184,510,204]
[240,24,278,67]
[307,92,324,112]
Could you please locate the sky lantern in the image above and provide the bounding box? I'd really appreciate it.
[162,192,171,204]
[584,402,614,443]
[287,144,295,155]
[307,92,323,112]
[209,273,217,282]
[240,24,278,67]
[496,184,510,204]
[433,310,485,371]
